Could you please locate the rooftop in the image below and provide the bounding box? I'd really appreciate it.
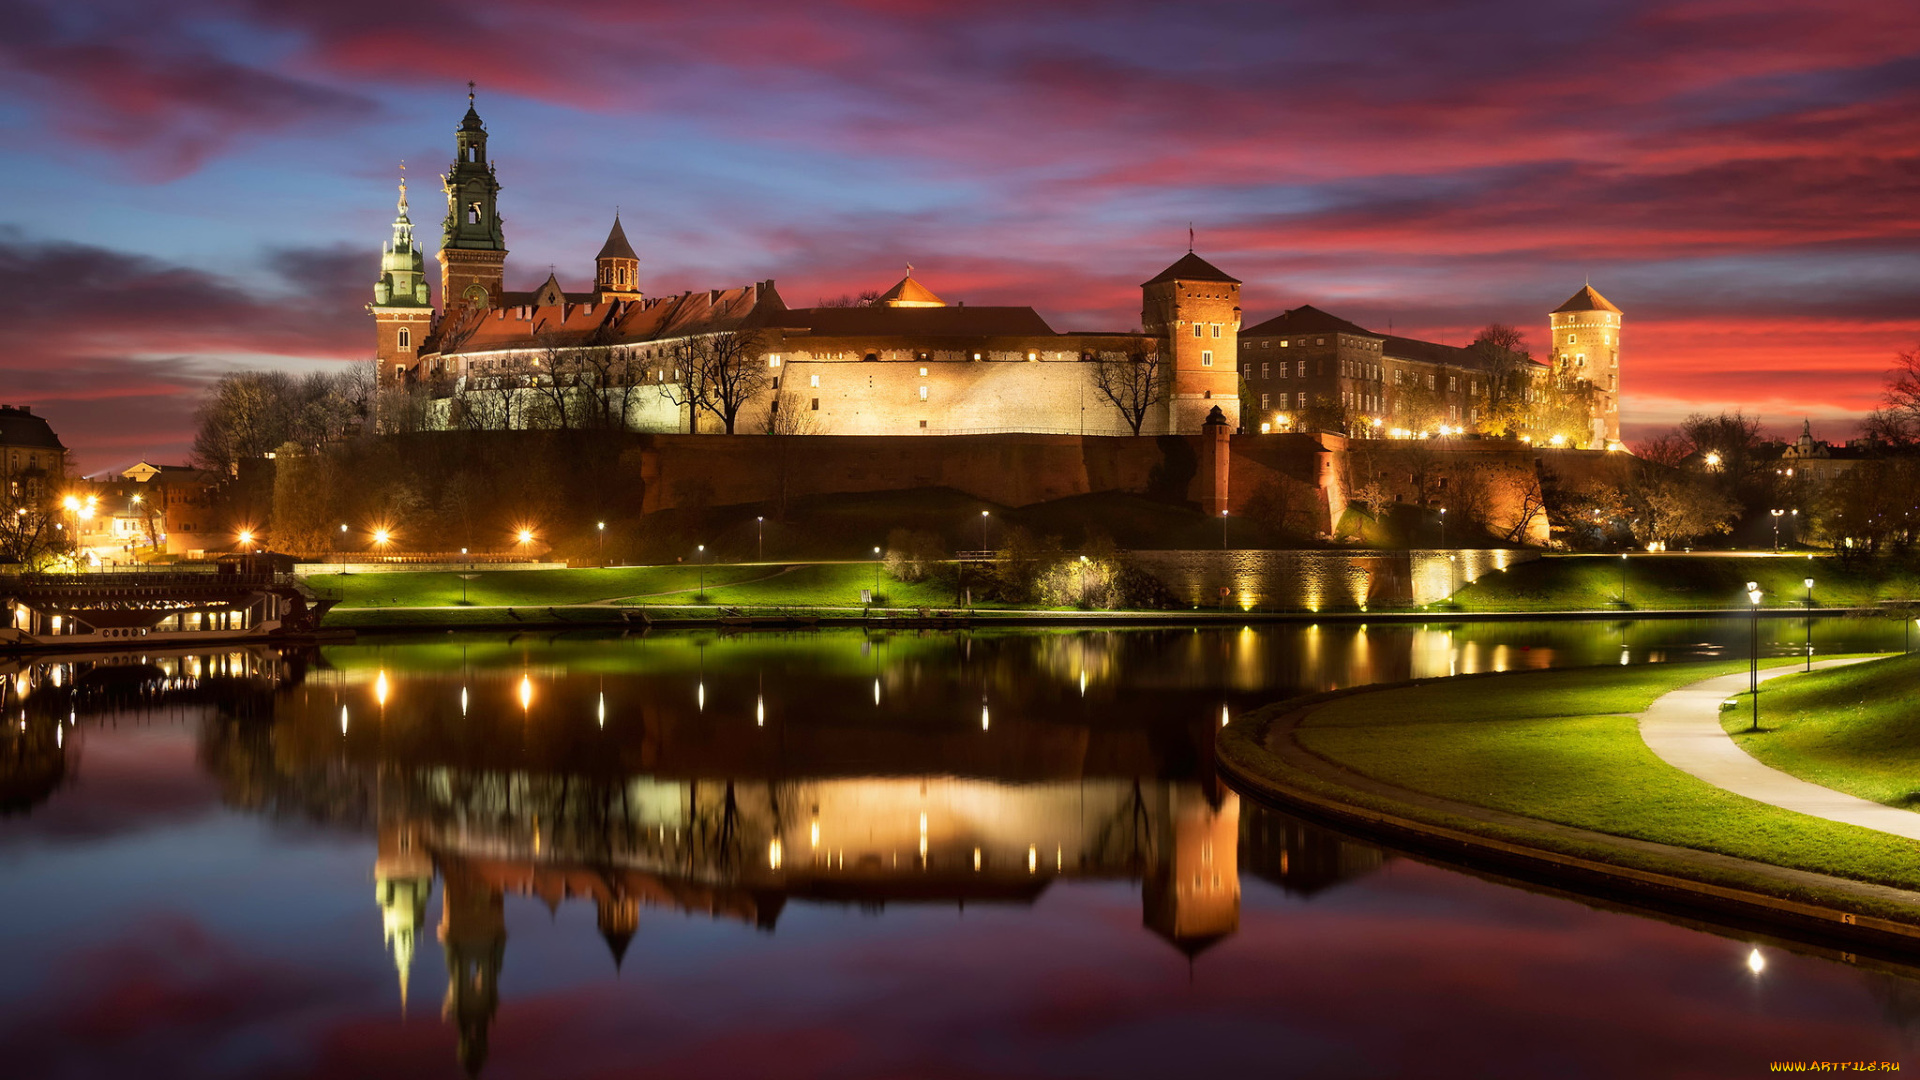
[1143,252,1240,287]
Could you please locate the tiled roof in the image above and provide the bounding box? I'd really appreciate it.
[1142,252,1240,286]
[432,282,779,354]
[1553,285,1621,314]
[762,305,1057,338]
[0,406,64,451]
[1241,305,1376,338]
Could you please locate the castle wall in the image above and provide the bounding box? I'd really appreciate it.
[769,356,1138,436]
[1130,548,1539,610]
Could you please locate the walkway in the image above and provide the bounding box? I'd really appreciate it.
[1638,657,1920,842]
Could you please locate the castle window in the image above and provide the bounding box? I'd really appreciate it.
[771,377,779,389]
[1261,393,1269,409]
[1568,334,1577,344]
[397,328,411,351]
[1297,361,1305,377]
[1448,377,1457,392]
[1260,363,1269,379]
[810,375,821,388]
[1193,325,1203,338]
[1211,324,1221,338]
[1317,338,1325,346]
[972,353,982,361]
[1201,350,1213,367]
[769,355,782,368]
[1281,339,1289,347]
[1278,364,1287,379]
[468,202,482,224]
[1426,374,1435,389]
[919,386,929,400]
[811,398,820,411]
[919,367,928,377]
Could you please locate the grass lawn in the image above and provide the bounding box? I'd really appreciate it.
[1446,554,1920,613]
[1288,659,1920,899]
[1726,652,1920,809]
[310,562,1001,617]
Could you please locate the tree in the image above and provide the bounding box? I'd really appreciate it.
[696,331,770,435]
[816,290,881,308]
[0,479,72,568]
[1624,468,1739,548]
[1296,394,1353,435]
[1535,365,1599,446]
[1468,324,1535,436]
[1810,458,1920,556]
[660,340,711,434]
[1089,349,1162,435]
[761,383,821,435]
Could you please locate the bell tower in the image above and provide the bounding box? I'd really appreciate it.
[593,213,641,302]
[1142,251,1241,433]
[439,83,508,313]
[369,169,435,387]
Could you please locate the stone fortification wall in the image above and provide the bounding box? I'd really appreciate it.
[1131,548,1539,611]
[768,356,1139,436]
[638,433,1191,513]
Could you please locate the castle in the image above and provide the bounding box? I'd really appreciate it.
[374,92,1620,447]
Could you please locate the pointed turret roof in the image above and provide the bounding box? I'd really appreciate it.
[601,926,635,970]
[460,83,484,131]
[878,269,945,308]
[596,215,638,261]
[1143,252,1240,287]
[1552,284,1621,314]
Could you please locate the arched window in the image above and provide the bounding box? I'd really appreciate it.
[397,328,411,351]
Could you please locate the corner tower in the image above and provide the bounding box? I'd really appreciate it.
[593,214,641,302]
[1143,252,1241,433]
[439,85,508,312]
[369,172,435,386]
[1549,284,1622,448]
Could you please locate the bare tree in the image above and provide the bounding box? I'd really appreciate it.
[816,290,881,308]
[762,382,821,435]
[698,331,770,435]
[1089,349,1162,435]
[1469,324,1535,436]
[0,479,73,568]
[659,340,710,434]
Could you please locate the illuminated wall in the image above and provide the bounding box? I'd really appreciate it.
[1130,548,1538,611]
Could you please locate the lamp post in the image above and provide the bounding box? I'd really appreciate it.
[1221,509,1229,551]
[1747,581,1763,731]
[979,509,991,552]
[516,529,534,562]
[696,544,705,599]
[873,545,882,601]
[339,523,349,573]
[756,516,765,563]
[1620,552,1628,607]
[1770,508,1784,551]
[1803,577,1814,671]
[596,521,605,567]
[1439,507,1447,548]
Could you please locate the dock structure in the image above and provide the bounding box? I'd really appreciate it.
[0,568,336,652]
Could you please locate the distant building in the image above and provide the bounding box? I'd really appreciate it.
[0,404,66,508]
[372,93,1616,446]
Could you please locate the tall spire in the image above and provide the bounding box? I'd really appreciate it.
[373,164,430,308]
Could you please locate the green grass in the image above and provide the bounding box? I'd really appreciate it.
[310,562,1007,625]
[1726,653,1920,809]
[1289,660,1920,900]
[1446,554,1920,613]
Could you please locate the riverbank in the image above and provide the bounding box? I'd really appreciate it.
[1217,658,1920,948]
[1445,552,1920,613]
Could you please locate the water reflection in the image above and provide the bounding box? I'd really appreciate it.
[1,620,1915,1077]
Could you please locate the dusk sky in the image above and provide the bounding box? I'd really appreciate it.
[4,0,1917,471]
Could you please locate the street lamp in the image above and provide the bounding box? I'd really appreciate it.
[979,509,991,552]
[597,521,605,567]
[372,528,392,556]
[1439,507,1447,548]
[696,544,706,599]
[873,545,883,601]
[1804,577,1814,671]
[516,528,534,561]
[1619,552,1629,607]
[1770,508,1784,551]
[1747,581,1763,731]
[756,516,765,562]
[1221,508,1229,550]
[237,529,254,554]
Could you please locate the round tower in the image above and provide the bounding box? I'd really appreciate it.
[1142,252,1241,433]
[1548,284,1622,448]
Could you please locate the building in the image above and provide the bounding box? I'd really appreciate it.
[374,94,1611,446]
[1550,284,1623,447]
[0,405,65,509]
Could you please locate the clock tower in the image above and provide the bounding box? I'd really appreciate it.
[439,84,508,313]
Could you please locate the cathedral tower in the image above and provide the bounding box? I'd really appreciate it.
[1143,252,1241,433]
[439,86,508,313]
[1549,284,1622,448]
[593,214,641,302]
[369,172,435,386]
[373,820,434,1014]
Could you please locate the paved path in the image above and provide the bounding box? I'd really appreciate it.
[1638,657,1920,842]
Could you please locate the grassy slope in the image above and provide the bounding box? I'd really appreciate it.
[312,563,988,616]
[1293,660,1920,895]
[1726,653,1920,808]
[1448,554,1918,612]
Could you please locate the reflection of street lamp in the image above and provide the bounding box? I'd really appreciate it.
[1747,581,1763,731]
[1804,577,1814,671]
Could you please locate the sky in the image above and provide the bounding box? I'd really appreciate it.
[2,0,1916,472]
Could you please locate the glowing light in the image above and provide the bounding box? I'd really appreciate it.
[340,706,349,734]
[1747,948,1765,975]
[518,675,534,712]
[461,686,468,716]
[873,677,881,705]
[769,838,783,870]
[61,495,78,511]
[374,670,389,707]
[810,821,821,849]
[1221,704,1230,728]
[372,528,392,546]
[981,704,990,731]
[756,694,765,727]
[1079,670,1087,696]
[1028,845,1037,874]
[517,529,533,544]
[697,682,705,711]
[1705,451,1722,469]
[597,692,605,728]
[237,529,252,545]
[973,847,982,871]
